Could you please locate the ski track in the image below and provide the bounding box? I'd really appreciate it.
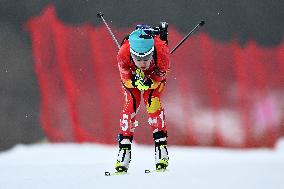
[0,139,284,189]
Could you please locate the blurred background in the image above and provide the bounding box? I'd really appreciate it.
[1,0,284,151]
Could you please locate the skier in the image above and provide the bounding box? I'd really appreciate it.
[115,24,170,173]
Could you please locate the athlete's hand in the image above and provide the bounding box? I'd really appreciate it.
[135,79,150,90]
[135,69,145,79]
[131,69,153,90]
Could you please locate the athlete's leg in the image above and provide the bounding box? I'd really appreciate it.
[143,82,169,170]
[116,87,141,172]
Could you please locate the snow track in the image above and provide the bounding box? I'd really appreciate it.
[0,140,284,189]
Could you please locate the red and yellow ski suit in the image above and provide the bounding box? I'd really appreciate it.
[117,36,170,137]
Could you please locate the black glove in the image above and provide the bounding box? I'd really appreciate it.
[144,78,153,87]
[131,74,139,87]
[131,74,153,90]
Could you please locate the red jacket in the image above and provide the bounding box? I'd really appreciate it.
[117,36,170,85]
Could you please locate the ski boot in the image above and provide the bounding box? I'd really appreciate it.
[115,135,133,173]
[153,131,169,171]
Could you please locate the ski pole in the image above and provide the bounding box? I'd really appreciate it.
[170,21,205,54]
[97,12,121,50]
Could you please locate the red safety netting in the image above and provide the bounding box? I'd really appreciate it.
[26,5,284,147]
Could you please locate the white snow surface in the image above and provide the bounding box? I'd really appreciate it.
[1,139,284,189]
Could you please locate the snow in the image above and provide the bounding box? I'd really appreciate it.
[1,139,284,189]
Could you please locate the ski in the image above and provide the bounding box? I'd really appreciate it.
[105,171,127,176]
[145,169,168,174]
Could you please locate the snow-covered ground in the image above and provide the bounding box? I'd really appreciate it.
[1,139,284,189]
